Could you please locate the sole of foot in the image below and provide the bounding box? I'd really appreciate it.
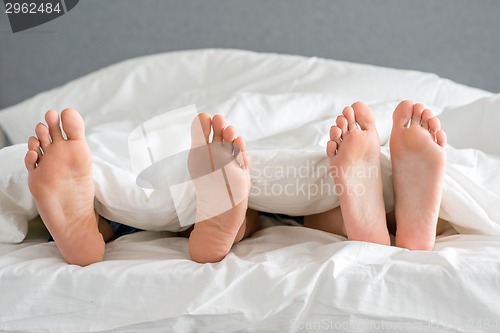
[187,113,251,263]
[25,109,104,266]
[390,100,447,250]
[326,102,390,246]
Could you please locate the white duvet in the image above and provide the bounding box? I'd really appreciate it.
[1,49,500,332]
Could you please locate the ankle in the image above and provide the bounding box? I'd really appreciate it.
[395,227,436,251]
[59,232,105,266]
[347,230,391,246]
[188,226,232,263]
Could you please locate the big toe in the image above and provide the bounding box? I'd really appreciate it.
[393,100,414,128]
[61,108,86,140]
[351,101,376,130]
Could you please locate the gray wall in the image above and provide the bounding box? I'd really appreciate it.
[1,0,499,109]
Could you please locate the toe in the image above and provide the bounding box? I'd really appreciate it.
[421,109,433,130]
[326,140,337,158]
[410,103,425,127]
[45,110,64,141]
[61,108,86,140]
[393,100,414,128]
[191,112,212,147]
[24,150,38,171]
[428,117,441,136]
[212,114,226,142]
[351,101,375,130]
[28,136,42,159]
[222,125,236,144]
[436,130,447,147]
[330,125,343,144]
[35,123,51,149]
[336,115,349,134]
[233,137,249,169]
[342,106,357,132]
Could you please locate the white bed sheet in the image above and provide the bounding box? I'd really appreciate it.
[1,217,500,333]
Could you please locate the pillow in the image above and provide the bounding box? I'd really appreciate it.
[0,145,37,243]
[0,49,490,145]
[439,94,500,157]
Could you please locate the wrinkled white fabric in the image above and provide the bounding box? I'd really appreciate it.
[0,49,499,333]
[0,219,500,333]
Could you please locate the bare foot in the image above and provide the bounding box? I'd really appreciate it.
[187,113,252,263]
[25,109,104,266]
[390,101,447,250]
[326,102,390,245]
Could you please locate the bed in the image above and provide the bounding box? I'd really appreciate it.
[1,49,500,332]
